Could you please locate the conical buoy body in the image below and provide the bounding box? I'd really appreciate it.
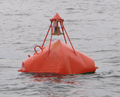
[18,40,96,75]
[18,13,98,75]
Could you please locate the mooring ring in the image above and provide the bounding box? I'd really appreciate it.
[34,45,43,53]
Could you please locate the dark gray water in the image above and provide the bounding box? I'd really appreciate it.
[0,0,120,97]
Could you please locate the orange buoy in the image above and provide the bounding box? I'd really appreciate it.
[18,13,98,75]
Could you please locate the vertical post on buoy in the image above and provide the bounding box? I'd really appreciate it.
[42,22,52,48]
[48,20,55,56]
[60,21,67,44]
[60,21,76,55]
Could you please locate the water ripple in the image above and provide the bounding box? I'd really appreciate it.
[1,0,120,97]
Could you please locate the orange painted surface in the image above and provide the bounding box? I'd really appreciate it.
[18,40,96,75]
[18,13,98,75]
[51,13,63,21]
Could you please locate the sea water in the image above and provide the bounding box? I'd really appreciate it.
[0,0,120,97]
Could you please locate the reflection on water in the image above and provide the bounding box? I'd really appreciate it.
[16,71,120,97]
[0,0,120,97]
[22,73,94,97]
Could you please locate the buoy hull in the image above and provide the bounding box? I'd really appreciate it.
[18,40,96,75]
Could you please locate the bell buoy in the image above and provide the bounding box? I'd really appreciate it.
[18,13,98,75]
